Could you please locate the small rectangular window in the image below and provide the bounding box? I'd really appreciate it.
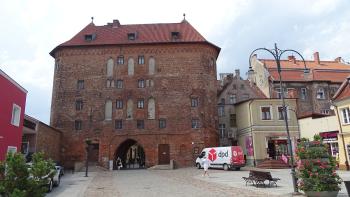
[316,88,325,99]
[278,106,288,120]
[229,95,236,104]
[219,124,226,139]
[117,56,124,65]
[137,99,144,109]
[128,33,136,40]
[138,79,145,88]
[137,120,144,129]
[7,146,17,154]
[218,106,225,117]
[77,80,84,90]
[301,88,307,100]
[84,34,95,41]
[138,56,145,65]
[75,120,82,130]
[261,106,272,120]
[171,32,180,40]
[115,119,123,129]
[75,100,83,111]
[116,80,123,89]
[159,119,166,129]
[11,104,21,127]
[116,100,123,109]
[192,119,200,129]
[191,98,198,107]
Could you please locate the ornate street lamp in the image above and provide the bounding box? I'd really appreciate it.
[248,43,309,194]
[85,138,92,177]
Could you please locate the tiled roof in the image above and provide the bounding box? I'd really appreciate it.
[50,20,220,56]
[261,59,350,83]
[332,76,350,102]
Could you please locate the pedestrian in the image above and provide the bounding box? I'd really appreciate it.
[202,156,210,177]
[117,157,123,170]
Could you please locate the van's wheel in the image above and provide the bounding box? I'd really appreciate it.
[223,164,229,171]
[235,167,241,171]
[47,179,53,192]
[196,163,201,169]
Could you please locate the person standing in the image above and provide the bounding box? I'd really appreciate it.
[202,156,210,177]
[116,157,123,170]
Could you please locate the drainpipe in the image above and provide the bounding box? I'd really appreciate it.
[333,104,349,170]
[248,100,257,166]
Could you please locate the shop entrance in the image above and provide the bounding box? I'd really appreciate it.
[267,139,288,160]
[115,139,145,169]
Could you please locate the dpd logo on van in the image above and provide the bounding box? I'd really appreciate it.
[208,149,217,161]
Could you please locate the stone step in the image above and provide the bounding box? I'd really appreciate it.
[257,159,290,169]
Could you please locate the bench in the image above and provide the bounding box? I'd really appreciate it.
[242,170,280,187]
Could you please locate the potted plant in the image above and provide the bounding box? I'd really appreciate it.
[296,135,342,197]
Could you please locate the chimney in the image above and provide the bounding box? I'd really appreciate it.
[235,69,240,78]
[313,52,320,64]
[112,19,120,28]
[335,57,342,63]
[288,55,296,64]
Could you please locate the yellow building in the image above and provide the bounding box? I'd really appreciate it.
[332,76,350,170]
[235,98,299,166]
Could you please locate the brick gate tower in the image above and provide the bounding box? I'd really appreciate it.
[50,18,220,169]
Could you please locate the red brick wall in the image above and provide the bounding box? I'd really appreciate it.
[35,123,62,162]
[50,43,219,168]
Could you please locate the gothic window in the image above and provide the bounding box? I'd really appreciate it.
[148,57,155,75]
[128,58,134,76]
[105,100,112,120]
[127,99,133,119]
[148,98,155,119]
[107,58,114,77]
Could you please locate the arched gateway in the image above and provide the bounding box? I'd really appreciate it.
[114,139,145,169]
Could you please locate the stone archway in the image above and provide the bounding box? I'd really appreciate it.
[114,139,145,169]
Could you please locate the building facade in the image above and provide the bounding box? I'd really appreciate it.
[50,19,220,169]
[22,115,62,162]
[235,98,299,166]
[332,76,350,170]
[217,69,266,146]
[0,69,27,161]
[250,52,350,117]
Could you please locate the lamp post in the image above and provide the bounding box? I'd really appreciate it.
[85,138,92,177]
[248,43,309,194]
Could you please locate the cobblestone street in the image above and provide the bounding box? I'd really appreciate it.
[47,167,350,197]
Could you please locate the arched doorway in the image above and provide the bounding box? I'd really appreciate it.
[115,139,145,169]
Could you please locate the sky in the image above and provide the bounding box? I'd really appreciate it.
[1,0,350,124]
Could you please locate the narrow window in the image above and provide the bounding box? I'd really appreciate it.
[107,58,114,77]
[316,88,325,99]
[77,80,84,90]
[191,98,198,107]
[261,106,272,120]
[148,98,155,119]
[137,120,144,129]
[218,106,224,117]
[75,100,83,111]
[116,99,123,109]
[219,124,226,138]
[75,120,82,130]
[137,99,144,109]
[115,119,123,129]
[105,100,112,120]
[11,104,21,127]
[278,106,288,120]
[159,119,166,128]
[148,57,155,75]
[127,99,133,119]
[192,119,200,129]
[229,95,236,104]
[116,80,123,89]
[128,58,134,76]
[341,107,350,124]
[229,114,237,127]
[138,56,145,65]
[117,56,124,65]
[301,88,307,100]
[138,79,145,88]
[276,88,282,99]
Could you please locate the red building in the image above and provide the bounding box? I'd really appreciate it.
[0,69,27,161]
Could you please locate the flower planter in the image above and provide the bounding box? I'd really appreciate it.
[304,191,338,197]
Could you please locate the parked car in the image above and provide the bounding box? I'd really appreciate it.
[27,163,60,192]
[195,146,245,170]
[55,162,64,177]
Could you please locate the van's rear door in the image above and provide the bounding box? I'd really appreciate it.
[231,146,245,165]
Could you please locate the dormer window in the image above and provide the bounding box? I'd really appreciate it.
[171,31,180,40]
[128,33,136,40]
[84,34,96,41]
